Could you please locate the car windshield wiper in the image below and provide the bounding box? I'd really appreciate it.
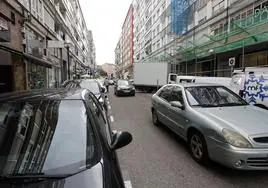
[200,104,219,107]
[220,103,248,107]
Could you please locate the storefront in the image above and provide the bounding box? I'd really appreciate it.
[24,53,52,90]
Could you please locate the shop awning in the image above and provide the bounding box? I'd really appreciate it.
[23,53,52,68]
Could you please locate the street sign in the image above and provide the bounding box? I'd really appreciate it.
[47,40,65,48]
[229,57,235,66]
[27,39,46,48]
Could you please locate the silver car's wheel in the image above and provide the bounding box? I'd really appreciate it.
[152,110,160,126]
[191,135,203,159]
[189,131,209,164]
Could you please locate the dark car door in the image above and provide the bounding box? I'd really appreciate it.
[85,92,125,188]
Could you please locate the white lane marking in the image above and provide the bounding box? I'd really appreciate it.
[124,180,133,188]
[110,115,114,122]
[108,105,111,110]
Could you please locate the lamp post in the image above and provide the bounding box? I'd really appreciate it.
[209,49,216,76]
[64,42,73,80]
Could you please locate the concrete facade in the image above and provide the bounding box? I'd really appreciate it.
[0,0,25,93]
[122,4,134,78]
[0,0,95,93]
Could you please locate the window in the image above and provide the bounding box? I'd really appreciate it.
[11,12,15,25]
[185,86,247,107]
[212,0,225,14]
[170,86,184,105]
[158,85,173,101]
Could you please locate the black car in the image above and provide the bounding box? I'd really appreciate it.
[0,88,132,188]
[114,80,135,96]
[62,79,108,111]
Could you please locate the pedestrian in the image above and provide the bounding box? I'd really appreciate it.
[104,78,109,92]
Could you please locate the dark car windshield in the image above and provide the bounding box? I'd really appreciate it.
[0,99,97,176]
[185,86,248,107]
[117,80,130,86]
[80,81,100,94]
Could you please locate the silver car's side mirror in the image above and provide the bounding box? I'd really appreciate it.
[170,101,185,110]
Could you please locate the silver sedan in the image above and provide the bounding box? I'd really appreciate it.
[151,83,268,170]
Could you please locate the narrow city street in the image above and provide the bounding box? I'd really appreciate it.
[107,87,268,188]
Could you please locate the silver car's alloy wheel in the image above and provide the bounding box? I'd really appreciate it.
[190,135,203,160]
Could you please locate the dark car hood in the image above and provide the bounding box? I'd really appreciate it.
[0,163,103,188]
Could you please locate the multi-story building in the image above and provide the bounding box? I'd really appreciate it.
[101,63,116,78]
[133,0,268,77]
[0,0,94,93]
[171,0,268,77]
[87,30,96,72]
[114,35,123,78]
[0,0,25,93]
[133,0,173,63]
[122,4,134,79]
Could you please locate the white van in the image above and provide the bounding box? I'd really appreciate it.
[176,76,231,88]
[229,67,268,109]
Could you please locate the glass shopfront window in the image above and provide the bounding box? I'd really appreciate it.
[48,67,61,88]
[27,63,47,90]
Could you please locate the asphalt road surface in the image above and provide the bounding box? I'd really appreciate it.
[107,87,268,188]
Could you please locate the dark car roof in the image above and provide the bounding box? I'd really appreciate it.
[0,88,87,102]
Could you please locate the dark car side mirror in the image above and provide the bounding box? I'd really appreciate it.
[101,86,106,93]
[170,101,185,110]
[111,131,132,150]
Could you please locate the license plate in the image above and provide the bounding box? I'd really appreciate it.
[124,90,130,93]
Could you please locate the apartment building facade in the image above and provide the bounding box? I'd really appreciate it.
[0,0,94,93]
[114,35,123,78]
[0,0,25,93]
[122,4,134,79]
[132,0,268,77]
[87,30,96,71]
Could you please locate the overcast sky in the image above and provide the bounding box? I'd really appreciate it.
[79,0,132,65]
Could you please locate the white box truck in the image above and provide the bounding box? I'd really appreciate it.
[133,62,177,92]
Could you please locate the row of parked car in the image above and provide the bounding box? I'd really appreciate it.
[151,82,268,170]
[0,79,133,187]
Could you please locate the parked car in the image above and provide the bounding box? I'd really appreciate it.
[151,83,268,170]
[79,79,108,111]
[61,80,81,88]
[62,79,108,111]
[0,88,132,187]
[114,79,136,96]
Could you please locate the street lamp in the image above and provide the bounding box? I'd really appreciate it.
[64,42,73,80]
[208,49,216,76]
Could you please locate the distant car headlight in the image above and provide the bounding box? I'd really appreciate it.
[222,129,252,148]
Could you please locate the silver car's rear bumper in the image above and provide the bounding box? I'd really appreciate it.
[206,137,268,170]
